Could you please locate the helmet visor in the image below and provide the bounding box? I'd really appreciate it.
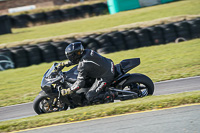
[66,52,74,61]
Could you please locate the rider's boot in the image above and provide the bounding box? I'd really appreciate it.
[89,91,115,104]
[103,91,115,103]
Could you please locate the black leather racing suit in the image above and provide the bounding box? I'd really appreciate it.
[71,49,115,102]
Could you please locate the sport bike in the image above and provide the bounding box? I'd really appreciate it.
[33,58,154,114]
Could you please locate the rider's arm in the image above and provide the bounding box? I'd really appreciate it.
[71,62,87,91]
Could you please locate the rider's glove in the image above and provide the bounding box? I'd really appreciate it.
[64,61,73,67]
[56,61,72,72]
[61,88,73,96]
[56,62,67,72]
[59,61,72,67]
[58,62,66,67]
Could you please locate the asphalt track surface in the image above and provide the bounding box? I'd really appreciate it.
[0,76,200,122]
[17,104,200,133]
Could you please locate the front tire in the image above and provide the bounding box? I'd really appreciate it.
[33,94,68,115]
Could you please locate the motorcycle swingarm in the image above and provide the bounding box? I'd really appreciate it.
[110,88,138,100]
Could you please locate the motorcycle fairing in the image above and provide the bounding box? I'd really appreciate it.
[120,58,140,73]
[63,65,78,83]
[111,74,131,89]
[41,63,62,93]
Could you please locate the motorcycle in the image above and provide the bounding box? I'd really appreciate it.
[33,58,154,115]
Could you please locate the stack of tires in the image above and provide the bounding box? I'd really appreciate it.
[91,3,108,16]
[23,45,42,65]
[60,8,80,21]
[0,15,12,35]
[76,5,94,18]
[45,10,62,23]
[50,41,69,61]
[95,34,117,54]
[107,32,127,51]
[134,28,153,47]
[159,23,177,43]
[0,42,69,70]
[76,36,99,51]
[37,42,58,63]
[188,18,200,39]
[0,48,13,61]
[147,26,165,45]
[0,48,14,70]
[8,46,29,68]
[10,14,31,28]
[78,18,200,54]
[29,12,47,26]
[1,18,200,70]
[121,30,140,49]
[9,2,109,28]
[174,21,191,40]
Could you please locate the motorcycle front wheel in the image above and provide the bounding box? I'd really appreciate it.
[33,94,68,115]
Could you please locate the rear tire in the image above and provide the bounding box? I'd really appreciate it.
[122,73,154,96]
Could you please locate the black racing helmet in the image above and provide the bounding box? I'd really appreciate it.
[65,42,84,64]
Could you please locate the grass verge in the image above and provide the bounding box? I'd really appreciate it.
[0,0,200,44]
[0,91,200,132]
[0,38,200,107]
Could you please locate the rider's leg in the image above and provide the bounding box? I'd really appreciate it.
[86,78,107,102]
[86,78,116,103]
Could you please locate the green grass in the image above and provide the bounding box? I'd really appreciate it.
[0,38,200,107]
[0,91,200,132]
[0,0,200,44]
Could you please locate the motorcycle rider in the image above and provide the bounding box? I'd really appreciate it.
[58,42,115,103]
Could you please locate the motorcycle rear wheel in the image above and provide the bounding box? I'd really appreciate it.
[122,73,154,97]
[33,95,68,115]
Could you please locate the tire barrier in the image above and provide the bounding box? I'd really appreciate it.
[10,14,31,28]
[0,15,12,35]
[97,46,117,54]
[29,12,47,25]
[50,41,69,61]
[8,46,29,68]
[175,37,187,43]
[121,30,140,49]
[95,34,114,48]
[147,26,165,45]
[135,28,154,47]
[76,5,94,18]
[0,49,14,71]
[159,23,178,44]
[9,2,108,28]
[45,10,63,23]
[37,42,58,63]
[107,32,127,51]
[60,8,80,21]
[78,36,100,51]
[0,48,13,60]
[0,18,200,70]
[188,18,200,39]
[92,3,108,16]
[23,45,43,65]
[174,21,192,40]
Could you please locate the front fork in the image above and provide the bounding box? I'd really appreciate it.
[56,85,71,106]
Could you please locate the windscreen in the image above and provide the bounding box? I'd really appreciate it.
[45,63,58,78]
